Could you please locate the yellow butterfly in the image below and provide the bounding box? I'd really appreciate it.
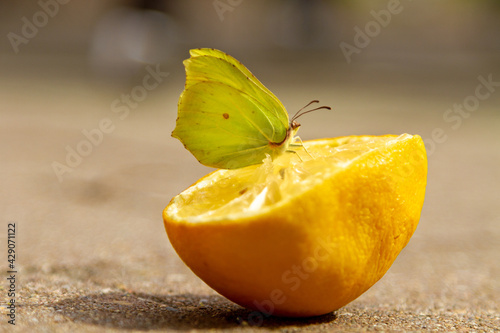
[172,48,330,169]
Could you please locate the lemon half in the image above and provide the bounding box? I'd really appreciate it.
[163,134,427,317]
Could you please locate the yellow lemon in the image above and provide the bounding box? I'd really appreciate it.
[163,134,427,317]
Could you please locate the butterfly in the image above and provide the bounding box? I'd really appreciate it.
[172,48,330,169]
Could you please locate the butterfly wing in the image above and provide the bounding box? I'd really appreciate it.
[172,48,289,169]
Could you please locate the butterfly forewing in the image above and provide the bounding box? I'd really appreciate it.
[188,49,287,124]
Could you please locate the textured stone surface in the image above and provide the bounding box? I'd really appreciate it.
[1,55,499,332]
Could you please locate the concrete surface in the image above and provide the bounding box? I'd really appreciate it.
[1,53,499,332]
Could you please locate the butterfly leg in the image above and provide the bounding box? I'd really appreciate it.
[288,136,314,159]
[285,149,303,162]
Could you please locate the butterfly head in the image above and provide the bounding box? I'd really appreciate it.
[287,120,301,141]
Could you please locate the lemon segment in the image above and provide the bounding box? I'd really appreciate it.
[163,134,427,317]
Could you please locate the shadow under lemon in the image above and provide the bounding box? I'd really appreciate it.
[52,291,337,330]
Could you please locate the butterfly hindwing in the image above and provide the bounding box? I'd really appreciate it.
[174,81,278,169]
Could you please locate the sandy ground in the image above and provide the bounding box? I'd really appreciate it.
[1,53,499,332]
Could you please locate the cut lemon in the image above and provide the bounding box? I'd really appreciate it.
[163,134,427,317]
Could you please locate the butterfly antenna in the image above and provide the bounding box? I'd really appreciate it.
[291,100,331,122]
[291,100,319,120]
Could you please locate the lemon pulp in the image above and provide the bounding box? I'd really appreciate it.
[169,134,413,221]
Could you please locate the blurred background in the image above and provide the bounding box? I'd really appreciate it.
[1,0,499,330]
